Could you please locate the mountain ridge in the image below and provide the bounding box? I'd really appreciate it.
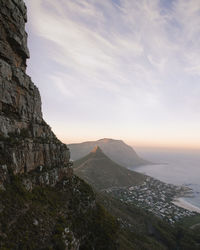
[69,138,150,168]
[74,146,146,191]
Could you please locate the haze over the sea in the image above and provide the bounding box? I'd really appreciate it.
[25,0,200,149]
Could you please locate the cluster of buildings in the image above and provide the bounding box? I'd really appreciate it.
[106,177,196,223]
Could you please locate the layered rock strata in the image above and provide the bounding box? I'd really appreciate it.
[0,0,71,189]
[0,1,118,249]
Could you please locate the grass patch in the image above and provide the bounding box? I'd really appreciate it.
[177,215,200,228]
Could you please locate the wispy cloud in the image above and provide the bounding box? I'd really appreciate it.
[25,0,200,147]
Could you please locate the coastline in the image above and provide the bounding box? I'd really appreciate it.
[172,197,200,214]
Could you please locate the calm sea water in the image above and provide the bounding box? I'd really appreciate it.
[130,148,200,208]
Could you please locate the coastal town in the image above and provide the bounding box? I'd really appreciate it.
[105,177,197,224]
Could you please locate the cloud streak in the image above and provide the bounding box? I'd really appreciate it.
[25,0,200,148]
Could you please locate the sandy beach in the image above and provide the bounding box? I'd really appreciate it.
[172,198,200,214]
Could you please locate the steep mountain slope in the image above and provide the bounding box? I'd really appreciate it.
[74,146,146,191]
[69,138,150,167]
[74,147,200,249]
[0,1,118,248]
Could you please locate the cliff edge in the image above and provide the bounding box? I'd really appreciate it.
[0,0,71,188]
[0,1,118,249]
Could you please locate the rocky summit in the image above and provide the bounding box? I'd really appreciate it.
[0,1,118,249]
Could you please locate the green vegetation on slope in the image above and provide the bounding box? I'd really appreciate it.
[177,215,200,229]
[0,169,118,249]
[97,192,200,250]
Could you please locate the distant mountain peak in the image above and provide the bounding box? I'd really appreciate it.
[98,138,113,142]
[92,146,103,154]
[74,145,146,190]
[97,138,123,143]
[69,138,150,167]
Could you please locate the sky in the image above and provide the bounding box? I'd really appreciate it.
[24,0,200,149]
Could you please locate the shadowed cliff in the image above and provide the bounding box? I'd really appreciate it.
[0,1,118,248]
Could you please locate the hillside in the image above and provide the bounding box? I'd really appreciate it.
[74,147,200,249]
[97,192,200,250]
[74,146,146,191]
[69,138,150,167]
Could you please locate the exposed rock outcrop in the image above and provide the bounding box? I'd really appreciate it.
[0,0,71,189]
[0,1,118,249]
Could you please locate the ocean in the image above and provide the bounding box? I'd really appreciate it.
[130,147,200,209]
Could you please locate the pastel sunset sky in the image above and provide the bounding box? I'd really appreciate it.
[24,0,200,149]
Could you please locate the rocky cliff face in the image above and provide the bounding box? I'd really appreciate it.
[0,0,71,190]
[0,1,118,249]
